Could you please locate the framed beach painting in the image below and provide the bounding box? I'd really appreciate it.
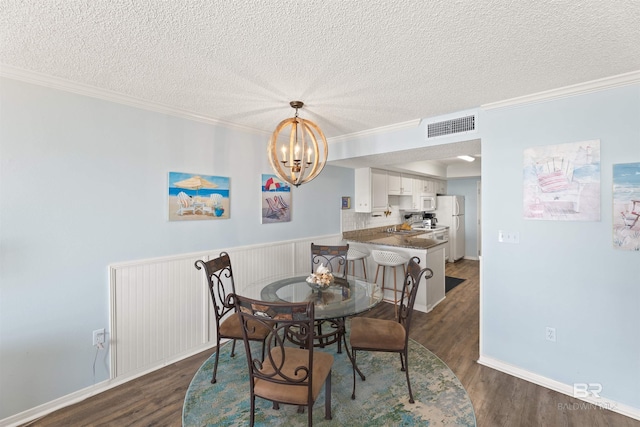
[261,174,291,223]
[523,139,600,221]
[168,172,230,221]
[613,162,640,250]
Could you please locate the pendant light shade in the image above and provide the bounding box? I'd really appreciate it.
[267,101,328,187]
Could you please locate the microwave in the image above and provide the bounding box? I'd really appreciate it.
[420,194,437,211]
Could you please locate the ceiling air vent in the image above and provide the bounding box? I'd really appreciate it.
[427,114,476,139]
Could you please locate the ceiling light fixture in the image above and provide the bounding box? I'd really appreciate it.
[267,101,328,187]
[457,155,475,162]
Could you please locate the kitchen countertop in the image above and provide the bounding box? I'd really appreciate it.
[343,226,448,250]
[409,225,449,232]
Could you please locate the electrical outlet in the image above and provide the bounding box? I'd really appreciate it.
[546,327,556,342]
[93,328,105,347]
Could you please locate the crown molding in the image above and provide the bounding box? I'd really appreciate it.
[327,118,421,144]
[482,70,640,110]
[0,64,270,136]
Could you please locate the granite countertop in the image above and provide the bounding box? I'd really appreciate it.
[343,226,448,250]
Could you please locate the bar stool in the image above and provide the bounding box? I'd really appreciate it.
[347,246,369,280]
[371,249,409,316]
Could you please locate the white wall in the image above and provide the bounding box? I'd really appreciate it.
[3,74,639,421]
[0,78,354,419]
[481,83,640,410]
[331,78,640,417]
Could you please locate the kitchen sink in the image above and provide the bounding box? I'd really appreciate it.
[387,229,419,235]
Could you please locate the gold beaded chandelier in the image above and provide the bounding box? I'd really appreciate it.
[267,101,328,187]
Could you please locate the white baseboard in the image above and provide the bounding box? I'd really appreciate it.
[477,355,640,422]
[0,343,215,427]
[3,234,346,425]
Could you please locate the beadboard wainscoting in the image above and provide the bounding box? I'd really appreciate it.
[109,234,343,381]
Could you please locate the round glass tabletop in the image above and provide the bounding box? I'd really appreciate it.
[260,275,383,320]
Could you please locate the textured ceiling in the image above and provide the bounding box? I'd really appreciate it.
[1,1,639,168]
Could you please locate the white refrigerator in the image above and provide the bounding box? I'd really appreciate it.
[435,195,465,262]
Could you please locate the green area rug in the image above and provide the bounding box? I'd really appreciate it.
[183,334,476,426]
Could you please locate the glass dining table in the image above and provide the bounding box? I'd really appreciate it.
[260,275,382,373]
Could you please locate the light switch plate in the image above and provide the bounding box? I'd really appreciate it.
[498,230,519,244]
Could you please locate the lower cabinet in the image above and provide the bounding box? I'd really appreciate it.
[345,241,446,313]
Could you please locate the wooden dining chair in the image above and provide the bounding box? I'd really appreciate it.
[349,256,433,403]
[194,252,270,384]
[231,294,334,427]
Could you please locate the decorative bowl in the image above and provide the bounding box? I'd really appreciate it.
[306,272,334,291]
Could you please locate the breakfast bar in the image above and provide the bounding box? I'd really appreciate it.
[343,226,447,313]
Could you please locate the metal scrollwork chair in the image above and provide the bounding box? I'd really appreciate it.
[349,256,433,403]
[194,252,270,384]
[310,243,349,351]
[231,294,334,427]
[310,243,349,278]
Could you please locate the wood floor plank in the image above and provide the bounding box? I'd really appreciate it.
[23,259,639,427]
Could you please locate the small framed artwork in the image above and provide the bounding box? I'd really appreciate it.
[613,162,640,250]
[261,174,291,223]
[342,196,351,209]
[168,172,230,221]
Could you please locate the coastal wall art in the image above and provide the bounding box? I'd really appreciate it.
[523,139,600,221]
[168,172,230,221]
[261,174,291,224]
[613,162,640,251]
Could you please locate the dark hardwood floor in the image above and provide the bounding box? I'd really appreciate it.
[24,259,639,426]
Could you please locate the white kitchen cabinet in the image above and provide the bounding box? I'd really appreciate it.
[422,179,435,195]
[354,168,371,212]
[419,178,428,194]
[354,168,388,212]
[388,171,412,195]
[343,240,446,314]
[401,174,413,195]
[387,171,401,195]
[371,169,388,211]
[412,178,422,209]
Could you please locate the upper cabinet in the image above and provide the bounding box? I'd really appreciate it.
[371,169,388,211]
[354,168,388,212]
[401,174,413,195]
[387,172,413,195]
[355,168,447,212]
[412,178,423,210]
[416,177,446,195]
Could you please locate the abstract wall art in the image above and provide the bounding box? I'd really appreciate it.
[523,140,600,221]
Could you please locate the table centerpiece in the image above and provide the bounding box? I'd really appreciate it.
[306,263,335,291]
